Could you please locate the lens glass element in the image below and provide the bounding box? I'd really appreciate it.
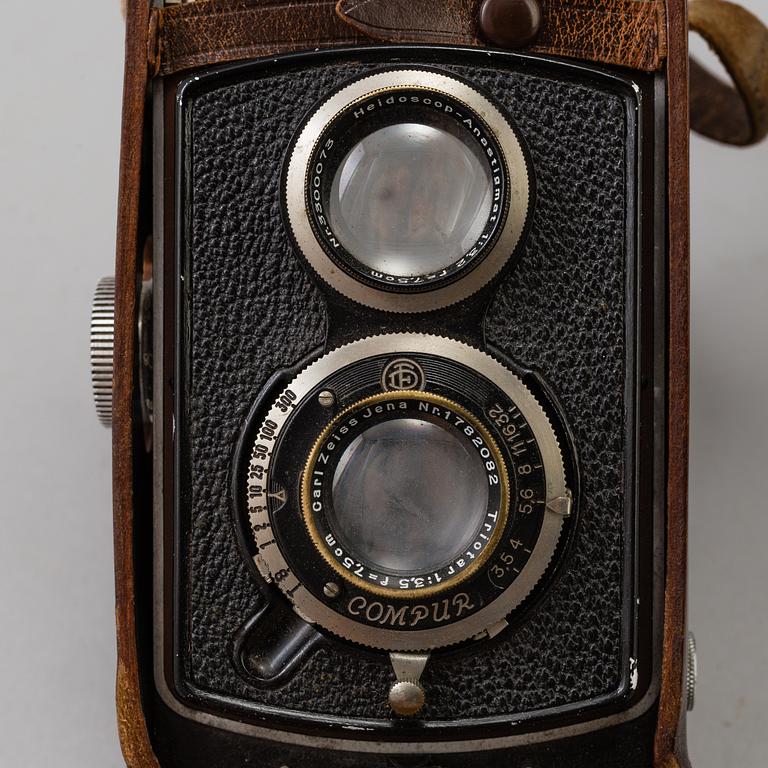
[328,122,493,278]
[330,417,490,575]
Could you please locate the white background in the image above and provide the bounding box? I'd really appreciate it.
[0,2,765,765]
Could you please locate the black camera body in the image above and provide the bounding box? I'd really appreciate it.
[100,0,768,764]
[150,45,664,767]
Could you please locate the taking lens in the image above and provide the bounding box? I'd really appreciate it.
[329,417,490,575]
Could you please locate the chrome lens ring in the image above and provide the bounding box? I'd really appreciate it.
[305,87,508,293]
[245,334,569,651]
[284,69,531,312]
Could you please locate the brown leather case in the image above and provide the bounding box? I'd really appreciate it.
[111,1,744,765]
[149,0,668,75]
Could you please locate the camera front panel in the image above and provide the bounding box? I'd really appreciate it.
[156,46,663,753]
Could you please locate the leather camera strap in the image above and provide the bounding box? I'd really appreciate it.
[149,0,668,75]
[689,0,768,146]
[148,0,369,75]
[146,0,768,142]
[335,0,668,70]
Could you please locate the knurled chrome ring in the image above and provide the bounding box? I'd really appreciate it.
[246,333,568,651]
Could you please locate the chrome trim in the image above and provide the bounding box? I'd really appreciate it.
[247,334,566,651]
[285,69,530,312]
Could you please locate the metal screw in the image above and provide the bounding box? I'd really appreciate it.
[323,582,341,599]
[318,390,335,408]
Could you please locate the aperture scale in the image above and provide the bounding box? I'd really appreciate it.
[243,333,571,652]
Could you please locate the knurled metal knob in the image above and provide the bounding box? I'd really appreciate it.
[90,276,115,428]
[686,632,698,712]
[388,680,426,717]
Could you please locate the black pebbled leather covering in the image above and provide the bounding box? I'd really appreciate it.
[183,57,630,723]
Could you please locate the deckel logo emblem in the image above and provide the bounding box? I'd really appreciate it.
[381,358,425,392]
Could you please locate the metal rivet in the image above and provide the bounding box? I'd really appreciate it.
[318,390,336,408]
[478,0,543,50]
[323,582,341,599]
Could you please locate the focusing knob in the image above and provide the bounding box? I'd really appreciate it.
[686,632,698,711]
[90,276,115,428]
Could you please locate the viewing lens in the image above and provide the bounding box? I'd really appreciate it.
[329,417,490,575]
[328,122,493,278]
